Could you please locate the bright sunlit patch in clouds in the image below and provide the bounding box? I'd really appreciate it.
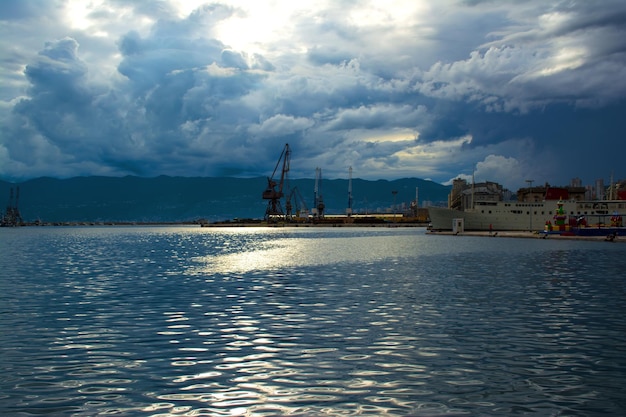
[63,0,139,37]
[210,0,429,54]
[361,129,419,143]
[537,46,586,76]
[170,0,209,18]
[64,0,104,30]
[212,1,319,54]
[347,0,430,28]
[399,135,472,159]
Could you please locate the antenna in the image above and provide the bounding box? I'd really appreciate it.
[525,179,534,231]
[471,170,475,209]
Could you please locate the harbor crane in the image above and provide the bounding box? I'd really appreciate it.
[1,187,23,227]
[312,167,325,218]
[262,143,291,220]
[287,186,310,220]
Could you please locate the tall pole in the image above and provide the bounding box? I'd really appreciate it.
[312,167,319,217]
[526,179,534,231]
[471,170,475,210]
[392,190,398,219]
[314,167,324,218]
[415,186,419,217]
[347,166,353,216]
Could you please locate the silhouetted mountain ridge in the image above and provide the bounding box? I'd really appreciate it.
[1,176,449,222]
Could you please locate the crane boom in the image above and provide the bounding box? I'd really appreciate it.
[287,186,309,220]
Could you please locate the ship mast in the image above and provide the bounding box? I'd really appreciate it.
[471,170,475,209]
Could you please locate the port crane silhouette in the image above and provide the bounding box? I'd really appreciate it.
[1,187,23,227]
[262,143,291,220]
[286,186,309,220]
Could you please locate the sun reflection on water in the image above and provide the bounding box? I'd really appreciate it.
[190,229,423,274]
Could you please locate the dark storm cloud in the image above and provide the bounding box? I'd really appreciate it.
[25,38,87,95]
[406,0,626,186]
[0,0,58,20]
[2,3,277,178]
[0,0,625,189]
[6,38,145,175]
[116,30,224,91]
[16,39,93,150]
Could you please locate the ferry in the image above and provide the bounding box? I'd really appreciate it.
[428,182,626,232]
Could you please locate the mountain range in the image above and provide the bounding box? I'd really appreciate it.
[1,176,450,223]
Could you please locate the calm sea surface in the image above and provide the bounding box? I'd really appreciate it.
[1,226,625,416]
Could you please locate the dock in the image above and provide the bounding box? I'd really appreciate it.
[427,230,624,242]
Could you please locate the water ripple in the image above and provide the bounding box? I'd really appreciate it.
[1,227,626,415]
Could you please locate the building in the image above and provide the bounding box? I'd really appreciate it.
[516,183,586,202]
[595,179,605,200]
[448,179,507,210]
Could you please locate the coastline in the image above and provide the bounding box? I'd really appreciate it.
[4,222,621,241]
[427,230,624,243]
[2,220,430,228]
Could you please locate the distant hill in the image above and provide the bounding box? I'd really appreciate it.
[0,176,449,223]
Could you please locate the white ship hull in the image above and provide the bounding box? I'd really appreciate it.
[428,200,626,231]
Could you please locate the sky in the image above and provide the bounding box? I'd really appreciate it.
[1,0,625,190]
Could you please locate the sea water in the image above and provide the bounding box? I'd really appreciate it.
[1,226,625,416]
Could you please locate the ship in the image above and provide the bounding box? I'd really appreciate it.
[428,179,626,232]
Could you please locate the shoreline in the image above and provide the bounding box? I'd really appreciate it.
[4,223,621,241]
[427,230,624,242]
[2,221,430,228]
[201,222,428,228]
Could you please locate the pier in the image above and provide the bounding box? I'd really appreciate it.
[427,230,624,242]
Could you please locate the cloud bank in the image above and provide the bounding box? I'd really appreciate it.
[1,0,625,190]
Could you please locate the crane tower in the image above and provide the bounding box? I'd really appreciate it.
[262,143,291,220]
[1,187,23,227]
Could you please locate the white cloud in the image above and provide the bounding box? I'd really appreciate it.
[249,114,315,138]
[424,0,626,111]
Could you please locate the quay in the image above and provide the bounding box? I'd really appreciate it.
[201,222,426,228]
[427,230,624,242]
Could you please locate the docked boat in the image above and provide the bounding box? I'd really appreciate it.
[428,180,626,232]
